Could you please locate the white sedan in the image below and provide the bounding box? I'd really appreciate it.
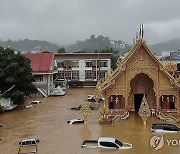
[67,119,84,124]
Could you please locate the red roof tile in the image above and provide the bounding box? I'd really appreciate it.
[24,52,54,72]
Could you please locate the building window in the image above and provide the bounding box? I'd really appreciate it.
[72,71,79,80]
[85,70,96,80]
[108,95,124,109]
[71,61,79,68]
[177,63,180,71]
[56,60,64,68]
[160,95,175,109]
[98,71,107,79]
[65,71,71,80]
[86,61,93,67]
[34,75,43,82]
[100,60,108,67]
[58,71,65,79]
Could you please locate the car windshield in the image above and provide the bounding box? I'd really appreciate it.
[115,139,123,147]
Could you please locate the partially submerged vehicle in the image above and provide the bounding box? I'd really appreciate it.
[31,100,41,104]
[67,119,84,124]
[87,95,96,102]
[24,104,33,109]
[151,123,180,133]
[70,105,82,111]
[70,105,94,111]
[81,137,132,150]
[0,124,4,127]
[87,95,105,103]
[18,138,39,154]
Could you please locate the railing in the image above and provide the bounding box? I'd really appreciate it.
[156,110,179,123]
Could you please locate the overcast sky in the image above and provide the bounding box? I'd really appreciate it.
[1,0,180,46]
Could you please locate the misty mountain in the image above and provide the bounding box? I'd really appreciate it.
[0,39,61,52]
[1,37,180,56]
[67,35,131,56]
[150,38,180,56]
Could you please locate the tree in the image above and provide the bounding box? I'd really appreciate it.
[58,48,66,53]
[100,48,118,70]
[0,46,37,104]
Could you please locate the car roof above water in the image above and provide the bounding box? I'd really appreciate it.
[99,137,116,143]
[152,123,177,127]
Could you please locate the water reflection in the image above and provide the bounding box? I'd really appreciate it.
[0,88,179,154]
[81,125,91,140]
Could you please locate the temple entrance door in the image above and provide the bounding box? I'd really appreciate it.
[134,94,144,112]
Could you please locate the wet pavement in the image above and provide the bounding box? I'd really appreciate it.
[0,88,179,154]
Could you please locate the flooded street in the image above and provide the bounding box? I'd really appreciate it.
[0,88,180,154]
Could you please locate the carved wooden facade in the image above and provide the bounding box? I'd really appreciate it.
[99,38,180,113]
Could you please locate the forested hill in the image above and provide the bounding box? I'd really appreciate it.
[0,39,61,52]
[150,38,180,55]
[66,35,131,56]
[1,37,180,55]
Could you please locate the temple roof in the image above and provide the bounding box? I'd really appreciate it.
[98,25,180,92]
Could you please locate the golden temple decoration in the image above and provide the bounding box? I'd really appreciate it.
[80,100,91,124]
[99,104,112,124]
[138,95,151,125]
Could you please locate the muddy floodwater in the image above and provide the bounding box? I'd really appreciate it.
[0,88,180,154]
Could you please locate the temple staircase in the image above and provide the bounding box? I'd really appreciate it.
[37,88,48,97]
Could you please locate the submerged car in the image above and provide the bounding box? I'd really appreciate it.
[81,137,132,149]
[24,104,33,109]
[31,100,41,104]
[0,124,4,127]
[87,95,96,102]
[87,95,105,103]
[151,123,180,133]
[18,138,39,154]
[67,119,84,124]
[19,138,40,146]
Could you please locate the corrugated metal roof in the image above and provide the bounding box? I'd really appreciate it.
[24,52,54,72]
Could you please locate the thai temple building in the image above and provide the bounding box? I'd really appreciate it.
[97,24,180,115]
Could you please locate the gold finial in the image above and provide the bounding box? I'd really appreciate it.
[139,23,142,39]
[142,23,144,39]
[136,32,138,41]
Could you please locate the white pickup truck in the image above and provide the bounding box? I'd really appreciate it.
[81,137,132,150]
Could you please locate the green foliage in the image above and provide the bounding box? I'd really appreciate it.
[58,48,66,53]
[164,56,171,60]
[68,35,111,52]
[0,46,37,104]
[0,104,3,113]
[74,50,85,53]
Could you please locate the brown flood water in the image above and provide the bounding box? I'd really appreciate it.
[0,88,180,154]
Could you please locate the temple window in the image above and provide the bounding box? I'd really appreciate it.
[108,95,124,109]
[160,95,175,109]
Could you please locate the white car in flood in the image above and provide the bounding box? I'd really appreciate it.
[67,119,84,124]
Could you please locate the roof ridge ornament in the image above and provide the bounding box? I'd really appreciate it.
[133,23,144,44]
[139,23,144,40]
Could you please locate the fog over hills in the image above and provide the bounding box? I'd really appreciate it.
[1,37,180,56]
[149,38,180,55]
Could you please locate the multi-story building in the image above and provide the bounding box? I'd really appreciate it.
[54,53,112,87]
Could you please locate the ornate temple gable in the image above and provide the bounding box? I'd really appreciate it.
[159,71,178,89]
[114,72,125,89]
[126,45,158,69]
